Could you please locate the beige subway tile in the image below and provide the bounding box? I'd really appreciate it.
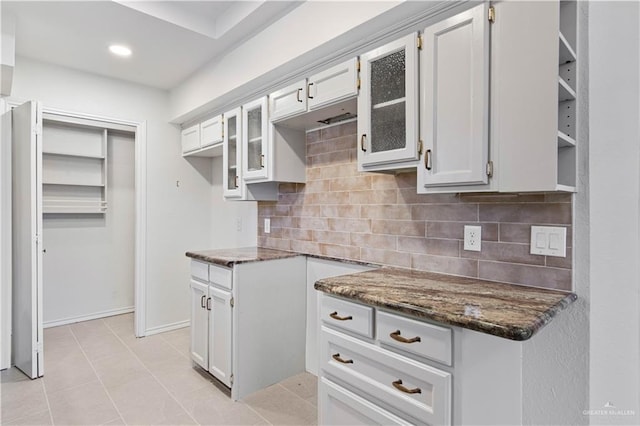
[369,171,417,190]
[320,243,361,260]
[321,121,357,139]
[313,230,351,245]
[279,183,298,193]
[350,233,397,250]
[309,150,352,167]
[499,223,572,246]
[546,248,572,269]
[291,240,321,255]
[321,205,360,218]
[258,203,277,217]
[316,191,351,205]
[459,193,546,203]
[349,189,397,204]
[307,167,323,180]
[306,129,321,143]
[478,261,572,290]
[479,203,571,224]
[361,248,411,268]
[330,175,372,191]
[307,141,330,156]
[284,228,314,241]
[361,205,412,220]
[461,241,545,266]
[298,217,328,230]
[275,205,291,216]
[397,189,460,205]
[291,205,322,217]
[305,179,332,193]
[372,220,425,237]
[260,237,292,251]
[271,216,298,228]
[411,254,478,277]
[319,163,359,179]
[328,218,371,233]
[411,204,478,222]
[544,192,573,203]
[398,237,459,257]
[278,193,304,205]
[426,221,498,241]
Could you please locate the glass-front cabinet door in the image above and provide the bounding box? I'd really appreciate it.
[357,32,419,171]
[242,96,269,181]
[223,107,243,199]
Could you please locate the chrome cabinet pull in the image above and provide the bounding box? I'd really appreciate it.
[425,149,432,170]
[390,330,421,344]
[206,297,212,311]
[332,353,353,364]
[392,379,421,394]
[360,134,367,152]
[296,88,303,103]
[329,311,353,321]
[307,82,314,99]
[200,295,206,309]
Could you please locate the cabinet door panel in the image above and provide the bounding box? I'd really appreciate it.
[181,124,200,154]
[201,115,223,148]
[242,97,269,181]
[223,108,244,199]
[308,59,358,110]
[269,80,307,122]
[209,286,233,387]
[190,280,208,370]
[358,33,419,169]
[419,3,489,188]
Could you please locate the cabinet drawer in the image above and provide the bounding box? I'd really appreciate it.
[321,326,451,426]
[319,377,412,426]
[209,265,232,290]
[190,260,209,282]
[377,310,452,366]
[321,296,373,339]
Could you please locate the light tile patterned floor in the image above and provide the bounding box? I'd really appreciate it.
[0,314,317,425]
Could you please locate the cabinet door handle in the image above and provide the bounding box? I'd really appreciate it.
[307,82,314,99]
[360,134,367,152]
[329,311,353,321]
[297,88,304,103]
[390,330,421,344]
[260,154,265,168]
[392,379,421,394]
[234,175,239,189]
[200,295,206,309]
[332,353,353,364]
[206,297,212,311]
[425,149,432,170]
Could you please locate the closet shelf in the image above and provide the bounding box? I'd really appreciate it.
[557,131,576,148]
[558,32,577,64]
[558,77,576,101]
[43,151,105,159]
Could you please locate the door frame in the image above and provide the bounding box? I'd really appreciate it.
[4,100,148,340]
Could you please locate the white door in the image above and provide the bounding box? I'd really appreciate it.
[358,33,419,169]
[223,108,244,199]
[200,115,223,148]
[419,3,490,188]
[181,123,200,154]
[242,97,269,181]
[190,279,209,370]
[11,101,44,379]
[308,58,359,111]
[269,79,307,122]
[208,286,232,387]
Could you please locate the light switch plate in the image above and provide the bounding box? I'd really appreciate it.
[530,226,567,257]
[264,218,271,234]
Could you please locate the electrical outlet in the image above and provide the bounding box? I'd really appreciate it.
[264,218,271,234]
[464,225,482,252]
[236,217,242,232]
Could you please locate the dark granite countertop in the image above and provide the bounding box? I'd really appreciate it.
[185,247,299,268]
[314,268,577,341]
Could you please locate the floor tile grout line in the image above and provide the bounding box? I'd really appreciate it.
[158,331,191,361]
[242,400,275,426]
[40,375,56,426]
[102,318,201,425]
[276,382,318,410]
[68,320,127,426]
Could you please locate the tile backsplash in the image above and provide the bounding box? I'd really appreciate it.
[257,121,572,291]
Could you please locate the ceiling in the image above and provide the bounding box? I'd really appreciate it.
[1,1,300,90]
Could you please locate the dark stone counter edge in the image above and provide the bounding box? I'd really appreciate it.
[314,283,578,342]
[186,250,379,269]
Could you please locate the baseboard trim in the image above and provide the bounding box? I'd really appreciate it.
[144,319,190,336]
[44,306,134,328]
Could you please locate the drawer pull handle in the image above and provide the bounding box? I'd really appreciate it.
[392,379,421,395]
[200,295,206,308]
[206,297,212,311]
[360,134,367,152]
[332,353,353,364]
[390,330,421,344]
[329,311,353,321]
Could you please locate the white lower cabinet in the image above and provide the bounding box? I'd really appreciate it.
[189,278,209,370]
[208,285,232,387]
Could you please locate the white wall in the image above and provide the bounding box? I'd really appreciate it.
[42,129,135,326]
[588,2,640,424]
[10,56,255,333]
[0,99,11,369]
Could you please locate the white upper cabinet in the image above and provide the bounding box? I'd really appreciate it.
[269,79,308,122]
[223,107,244,199]
[418,3,490,190]
[308,58,359,111]
[242,97,269,181]
[182,114,224,157]
[357,33,419,171]
[181,124,200,154]
[200,115,223,148]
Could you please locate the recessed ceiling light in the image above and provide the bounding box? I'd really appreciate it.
[109,44,132,57]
